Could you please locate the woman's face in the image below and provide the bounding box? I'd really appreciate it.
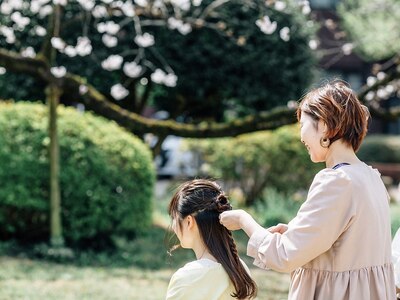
[300,112,328,163]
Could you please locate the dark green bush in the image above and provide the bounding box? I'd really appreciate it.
[187,125,322,206]
[358,135,400,163]
[0,102,155,246]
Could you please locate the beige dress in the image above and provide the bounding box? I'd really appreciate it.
[247,163,396,299]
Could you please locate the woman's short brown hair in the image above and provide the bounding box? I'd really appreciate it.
[296,80,370,151]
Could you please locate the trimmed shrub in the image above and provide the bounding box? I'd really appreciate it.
[0,102,155,247]
[187,125,322,206]
[358,135,400,163]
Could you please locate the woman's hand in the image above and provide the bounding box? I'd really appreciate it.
[268,223,288,234]
[220,210,264,237]
[219,209,248,231]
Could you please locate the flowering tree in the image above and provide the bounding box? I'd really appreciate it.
[0,0,318,138]
[338,0,400,113]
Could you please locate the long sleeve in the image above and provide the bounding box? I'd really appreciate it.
[247,169,356,273]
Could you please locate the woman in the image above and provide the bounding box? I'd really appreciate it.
[220,80,395,299]
[166,179,257,300]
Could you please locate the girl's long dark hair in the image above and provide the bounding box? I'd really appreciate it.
[168,179,257,299]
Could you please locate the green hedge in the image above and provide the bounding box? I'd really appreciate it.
[358,135,400,163]
[0,102,155,246]
[187,125,322,206]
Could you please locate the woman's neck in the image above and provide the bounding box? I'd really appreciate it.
[325,140,361,169]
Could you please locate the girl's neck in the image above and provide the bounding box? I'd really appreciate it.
[194,246,217,262]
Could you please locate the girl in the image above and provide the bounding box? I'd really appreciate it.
[166,179,257,300]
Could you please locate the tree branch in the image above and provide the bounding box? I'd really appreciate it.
[1,48,399,137]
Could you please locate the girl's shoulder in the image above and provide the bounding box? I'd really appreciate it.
[173,259,222,278]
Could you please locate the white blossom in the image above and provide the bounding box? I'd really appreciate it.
[287,100,298,109]
[92,5,108,18]
[135,0,148,7]
[79,85,88,95]
[274,1,286,11]
[365,91,375,101]
[101,0,113,4]
[111,83,129,100]
[150,69,177,86]
[123,61,143,78]
[0,67,6,75]
[30,1,42,14]
[76,36,92,56]
[77,0,95,11]
[192,0,202,6]
[256,16,277,35]
[53,0,68,6]
[309,39,318,50]
[134,33,155,47]
[122,1,135,17]
[377,88,388,99]
[151,69,166,84]
[279,27,290,42]
[377,72,386,81]
[64,45,77,57]
[298,0,311,15]
[341,43,353,55]
[11,12,30,30]
[39,5,53,18]
[51,37,66,50]
[302,5,311,15]
[0,26,16,44]
[0,3,13,15]
[51,66,67,78]
[164,73,177,87]
[178,23,192,35]
[367,76,376,87]
[102,34,118,47]
[168,18,192,35]
[34,25,46,36]
[101,55,123,71]
[171,0,191,11]
[21,46,36,58]
[385,84,395,95]
[97,21,120,35]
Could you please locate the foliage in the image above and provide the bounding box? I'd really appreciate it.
[339,0,400,61]
[186,124,322,205]
[0,0,316,123]
[152,0,316,119]
[251,188,302,228]
[0,102,155,247]
[358,134,400,163]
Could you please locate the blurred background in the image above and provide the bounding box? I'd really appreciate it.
[0,0,399,299]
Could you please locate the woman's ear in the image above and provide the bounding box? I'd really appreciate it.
[319,120,328,135]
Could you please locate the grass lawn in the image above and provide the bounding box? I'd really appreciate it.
[0,256,290,299]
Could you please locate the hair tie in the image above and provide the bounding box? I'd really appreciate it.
[215,194,232,213]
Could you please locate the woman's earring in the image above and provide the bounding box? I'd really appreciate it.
[320,137,330,148]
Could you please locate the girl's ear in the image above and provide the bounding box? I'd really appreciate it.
[186,215,196,230]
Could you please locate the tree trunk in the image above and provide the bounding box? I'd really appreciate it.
[47,84,64,247]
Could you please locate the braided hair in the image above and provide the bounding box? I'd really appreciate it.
[168,179,257,299]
